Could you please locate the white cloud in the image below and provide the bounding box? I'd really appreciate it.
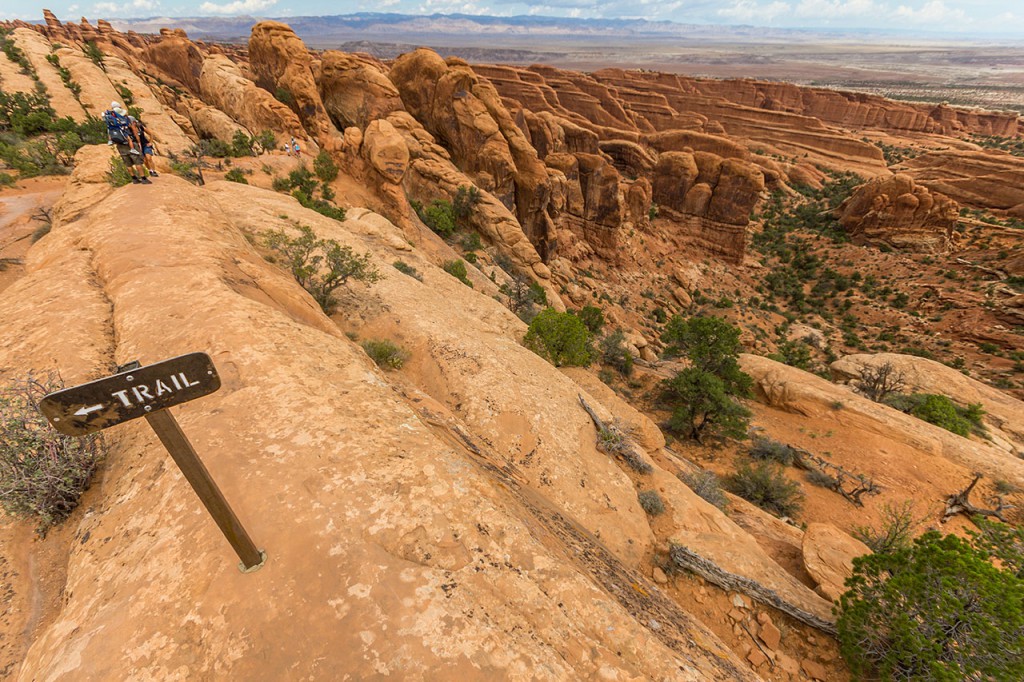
[198,0,277,15]
[795,0,879,18]
[91,0,159,14]
[718,0,791,22]
[895,0,966,23]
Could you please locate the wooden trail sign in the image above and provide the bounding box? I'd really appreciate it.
[39,352,220,436]
[39,353,266,572]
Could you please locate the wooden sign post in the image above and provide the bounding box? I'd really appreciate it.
[39,353,266,572]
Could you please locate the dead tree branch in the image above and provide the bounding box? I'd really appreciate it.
[791,447,881,506]
[579,395,652,474]
[942,474,1012,523]
[669,544,838,637]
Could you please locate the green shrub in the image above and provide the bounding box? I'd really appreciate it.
[107,156,132,187]
[969,517,1024,579]
[837,531,1024,681]
[637,490,665,516]
[393,259,423,281]
[0,89,55,136]
[460,231,482,251]
[313,150,338,182]
[293,189,347,221]
[576,305,604,334]
[680,470,728,511]
[274,87,294,106]
[661,315,751,394]
[524,309,594,367]
[417,199,457,237]
[0,28,33,74]
[453,184,481,222]
[82,41,105,70]
[271,165,347,220]
[0,374,104,533]
[361,339,409,370]
[230,130,256,157]
[442,259,473,288]
[264,225,381,314]
[725,461,803,517]
[663,368,751,443]
[749,436,796,466]
[114,83,133,106]
[203,137,232,158]
[768,339,813,370]
[0,172,15,187]
[255,130,277,154]
[885,393,984,437]
[600,329,634,376]
[224,168,248,184]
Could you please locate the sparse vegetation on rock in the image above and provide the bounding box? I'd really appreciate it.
[264,225,381,314]
[392,259,423,281]
[361,339,409,370]
[0,374,104,533]
[524,309,593,367]
[725,461,804,518]
[885,392,985,438]
[679,470,728,511]
[442,259,473,288]
[637,489,665,515]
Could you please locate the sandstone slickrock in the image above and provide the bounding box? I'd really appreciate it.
[801,523,870,602]
[831,352,1024,454]
[49,43,121,117]
[249,21,339,147]
[4,147,755,680]
[318,51,404,131]
[198,54,310,147]
[144,28,204,92]
[742,354,1024,489]
[838,174,959,252]
[902,148,1024,211]
[10,28,88,122]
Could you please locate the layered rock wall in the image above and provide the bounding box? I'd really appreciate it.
[838,174,959,252]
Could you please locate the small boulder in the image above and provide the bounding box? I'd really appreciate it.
[801,523,870,602]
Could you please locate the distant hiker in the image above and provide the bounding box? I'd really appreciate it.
[130,114,160,177]
[292,139,301,156]
[104,102,149,184]
[288,137,296,157]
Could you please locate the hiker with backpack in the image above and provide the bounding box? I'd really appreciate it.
[104,102,149,185]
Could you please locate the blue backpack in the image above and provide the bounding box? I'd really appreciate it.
[104,110,131,144]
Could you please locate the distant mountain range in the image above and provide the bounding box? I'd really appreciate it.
[106,12,973,47]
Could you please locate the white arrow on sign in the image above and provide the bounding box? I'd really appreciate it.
[74,404,105,417]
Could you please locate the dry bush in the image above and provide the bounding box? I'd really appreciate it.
[0,374,103,533]
[858,361,905,403]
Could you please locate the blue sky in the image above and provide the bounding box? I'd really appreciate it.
[3,1,1022,37]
